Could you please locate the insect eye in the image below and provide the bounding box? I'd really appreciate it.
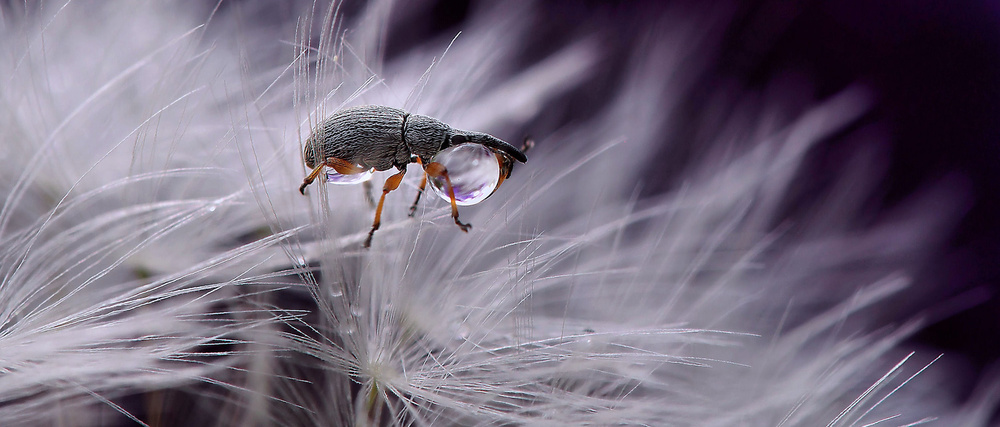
[428,143,503,206]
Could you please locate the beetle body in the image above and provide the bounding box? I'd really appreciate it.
[299,104,529,248]
[303,105,526,172]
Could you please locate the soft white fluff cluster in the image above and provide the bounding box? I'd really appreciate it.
[0,1,993,425]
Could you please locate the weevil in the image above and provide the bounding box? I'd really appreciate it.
[299,105,529,248]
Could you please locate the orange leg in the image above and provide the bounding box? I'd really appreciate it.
[299,164,325,195]
[299,157,368,195]
[424,161,471,232]
[408,157,428,217]
[364,167,406,248]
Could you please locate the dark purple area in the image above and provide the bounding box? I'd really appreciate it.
[382,0,1000,385]
[377,0,1000,382]
[713,0,1000,380]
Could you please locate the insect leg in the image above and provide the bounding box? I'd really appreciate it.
[364,167,407,248]
[408,171,427,217]
[362,181,376,208]
[408,157,428,216]
[299,164,326,194]
[326,157,369,174]
[424,161,471,232]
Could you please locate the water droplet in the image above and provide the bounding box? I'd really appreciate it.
[429,144,501,206]
[326,168,374,185]
[456,324,470,340]
[350,304,365,317]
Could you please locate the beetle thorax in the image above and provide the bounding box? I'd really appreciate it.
[403,114,451,162]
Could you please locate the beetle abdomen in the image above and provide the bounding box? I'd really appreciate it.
[303,105,409,171]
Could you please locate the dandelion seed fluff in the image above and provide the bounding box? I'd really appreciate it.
[0,0,994,425]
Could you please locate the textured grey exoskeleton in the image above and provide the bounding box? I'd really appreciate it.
[299,105,529,248]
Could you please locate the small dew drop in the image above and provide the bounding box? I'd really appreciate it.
[326,168,374,185]
[328,289,343,298]
[350,304,365,317]
[429,144,501,206]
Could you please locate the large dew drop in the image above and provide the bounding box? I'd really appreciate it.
[326,168,373,184]
[429,143,501,206]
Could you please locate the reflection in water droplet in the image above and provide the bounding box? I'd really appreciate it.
[429,144,501,206]
[326,168,373,185]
